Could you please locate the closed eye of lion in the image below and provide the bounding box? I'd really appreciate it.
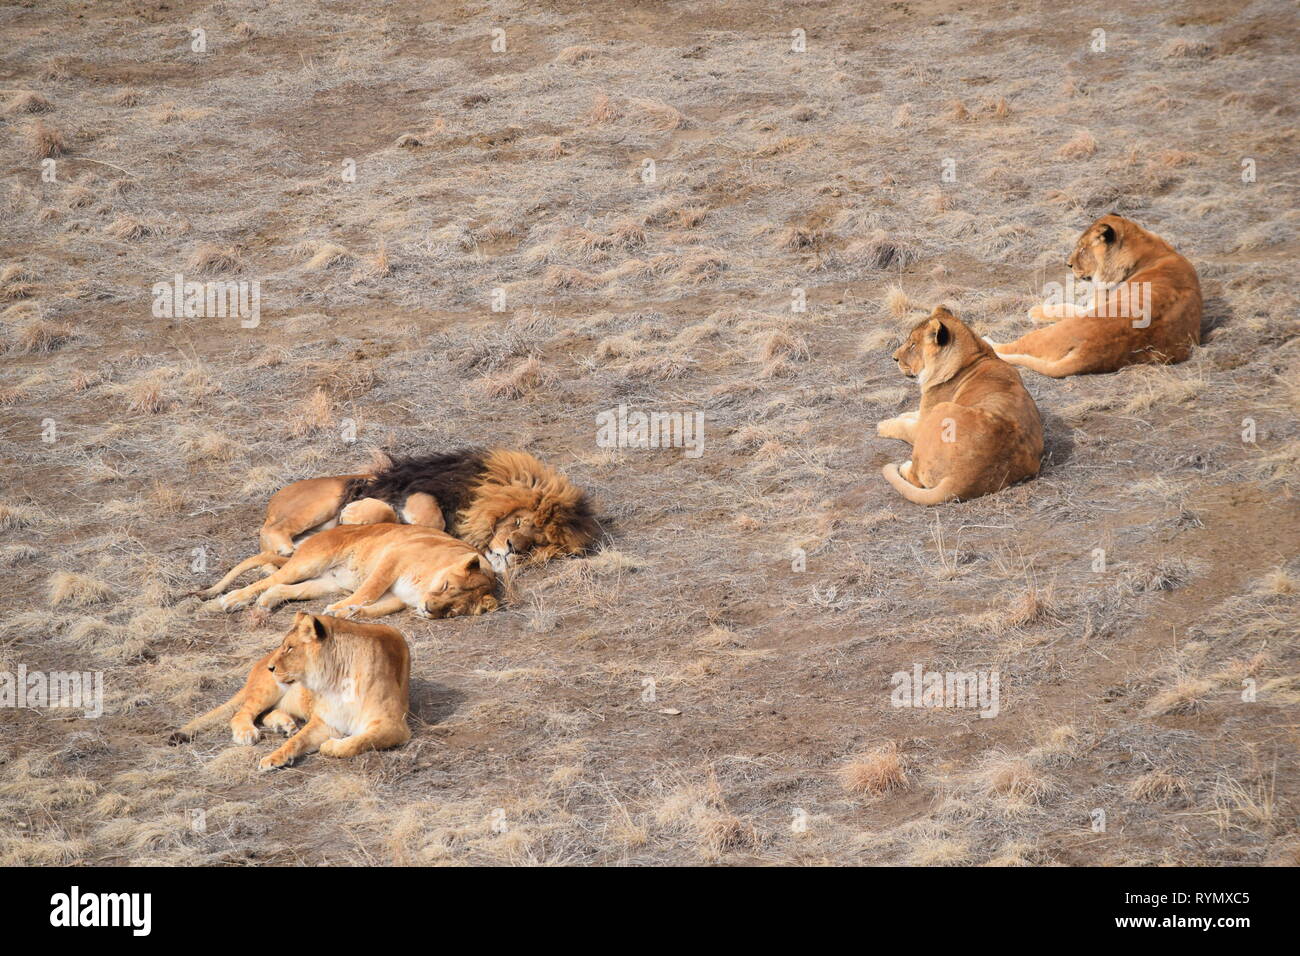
[877,306,1044,506]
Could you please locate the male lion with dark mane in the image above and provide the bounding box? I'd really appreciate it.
[199,448,597,597]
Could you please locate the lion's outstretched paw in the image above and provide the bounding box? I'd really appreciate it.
[232,725,260,746]
[258,752,292,772]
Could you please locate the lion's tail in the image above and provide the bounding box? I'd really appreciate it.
[193,551,287,599]
[168,692,243,745]
[882,463,959,506]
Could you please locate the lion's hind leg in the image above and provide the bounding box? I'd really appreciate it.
[319,718,410,759]
[400,492,444,531]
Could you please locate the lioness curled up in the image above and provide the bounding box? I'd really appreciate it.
[171,612,411,770]
[988,214,1202,377]
[878,307,1044,505]
[210,523,499,620]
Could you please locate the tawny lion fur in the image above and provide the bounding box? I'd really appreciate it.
[878,306,1044,506]
[989,213,1202,377]
[171,612,411,771]
[199,448,597,597]
[209,523,499,621]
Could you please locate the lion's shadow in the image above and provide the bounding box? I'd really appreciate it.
[409,678,466,725]
[1040,408,1076,473]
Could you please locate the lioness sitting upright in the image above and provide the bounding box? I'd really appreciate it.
[209,523,499,620]
[988,214,1202,377]
[878,307,1044,505]
[171,612,411,770]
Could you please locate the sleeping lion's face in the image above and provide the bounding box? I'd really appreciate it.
[419,554,498,619]
[486,510,543,572]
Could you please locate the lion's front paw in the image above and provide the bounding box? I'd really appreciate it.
[1028,303,1052,323]
[258,751,292,772]
[232,725,261,746]
[875,419,894,437]
[324,603,363,619]
[263,714,297,736]
[217,594,242,612]
[318,738,348,759]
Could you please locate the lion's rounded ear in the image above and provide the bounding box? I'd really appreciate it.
[299,614,328,640]
[930,318,950,347]
[1099,222,1117,244]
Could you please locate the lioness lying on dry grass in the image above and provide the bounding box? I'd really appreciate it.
[988,213,1202,377]
[208,523,499,620]
[878,307,1044,505]
[171,612,411,770]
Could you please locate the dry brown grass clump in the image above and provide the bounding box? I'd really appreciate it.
[105,217,162,241]
[631,97,684,131]
[974,752,1059,806]
[0,502,43,531]
[26,120,68,159]
[6,91,53,114]
[1057,130,1097,159]
[297,241,353,271]
[11,320,74,355]
[1143,676,1214,717]
[1128,769,1190,803]
[483,356,555,399]
[586,92,620,124]
[847,230,920,270]
[187,243,244,275]
[289,387,336,437]
[838,743,909,795]
[107,88,142,107]
[47,573,114,608]
[1162,38,1212,58]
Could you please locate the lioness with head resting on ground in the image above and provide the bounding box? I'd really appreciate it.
[987,213,1201,377]
[208,523,499,620]
[877,306,1044,505]
[170,612,411,770]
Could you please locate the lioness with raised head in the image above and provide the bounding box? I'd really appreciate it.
[172,613,411,769]
[878,307,1044,505]
[988,214,1202,377]
[208,523,499,620]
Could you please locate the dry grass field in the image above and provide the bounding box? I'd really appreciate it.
[1,0,1297,865]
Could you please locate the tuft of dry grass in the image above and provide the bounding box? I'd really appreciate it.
[47,573,114,608]
[6,91,54,114]
[187,243,244,275]
[26,120,68,159]
[289,388,336,437]
[483,356,555,399]
[1143,676,1214,717]
[1129,769,1190,803]
[838,743,909,795]
[1057,130,1097,159]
